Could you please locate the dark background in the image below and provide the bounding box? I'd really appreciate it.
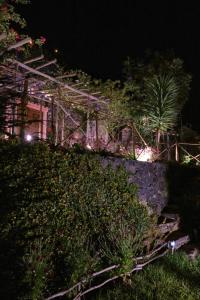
[18,1,200,132]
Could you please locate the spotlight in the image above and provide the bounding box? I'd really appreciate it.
[168,240,176,254]
[86,144,92,149]
[26,134,32,142]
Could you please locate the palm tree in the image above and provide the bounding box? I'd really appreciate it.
[143,74,179,152]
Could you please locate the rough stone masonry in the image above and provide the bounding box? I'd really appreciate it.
[101,157,168,214]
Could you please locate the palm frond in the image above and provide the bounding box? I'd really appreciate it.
[144,74,179,132]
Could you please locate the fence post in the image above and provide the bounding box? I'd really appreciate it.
[175,142,179,162]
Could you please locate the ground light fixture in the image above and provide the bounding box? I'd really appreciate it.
[26,134,32,142]
[168,240,176,254]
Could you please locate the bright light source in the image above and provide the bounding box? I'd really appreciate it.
[26,134,32,142]
[168,240,176,253]
[170,241,176,248]
[54,49,58,53]
[136,147,153,162]
[86,144,92,149]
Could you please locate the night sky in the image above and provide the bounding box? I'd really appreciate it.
[18,1,200,132]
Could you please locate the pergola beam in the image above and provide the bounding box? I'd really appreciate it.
[8,59,105,103]
[7,37,32,51]
[36,59,57,70]
[23,55,44,65]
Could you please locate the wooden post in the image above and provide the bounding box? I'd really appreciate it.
[156,129,161,156]
[95,111,99,150]
[86,110,90,146]
[167,133,171,161]
[20,78,28,142]
[175,142,179,162]
[131,123,136,159]
[11,100,16,136]
[39,100,43,139]
[61,112,65,146]
[55,104,59,145]
[51,97,55,144]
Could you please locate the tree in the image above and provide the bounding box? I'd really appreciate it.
[0,0,28,56]
[143,74,179,151]
[123,52,191,148]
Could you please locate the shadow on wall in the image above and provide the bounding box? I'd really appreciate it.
[166,163,200,241]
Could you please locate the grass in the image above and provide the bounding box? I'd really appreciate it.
[93,252,200,300]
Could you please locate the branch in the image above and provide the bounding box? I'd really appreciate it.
[45,236,189,300]
[136,242,168,261]
[45,283,80,300]
[75,275,119,299]
[45,265,119,300]
[76,250,170,299]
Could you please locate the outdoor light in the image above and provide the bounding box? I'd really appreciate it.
[168,240,176,254]
[26,134,32,142]
[136,147,153,162]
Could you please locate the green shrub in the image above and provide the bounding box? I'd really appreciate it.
[0,140,154,299]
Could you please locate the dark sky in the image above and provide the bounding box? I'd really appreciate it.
[18,1,200,131]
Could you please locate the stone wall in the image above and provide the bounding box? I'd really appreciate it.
[101,157,168,214]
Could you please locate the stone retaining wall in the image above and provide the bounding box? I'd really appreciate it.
[102,157,168,214]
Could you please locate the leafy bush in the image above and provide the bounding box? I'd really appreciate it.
[0,140,154,299]
[94,252,200,300]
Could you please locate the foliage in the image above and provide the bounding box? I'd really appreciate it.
[0,0,46,62]
[0,0,28,33]
[123,52,191,146]
[0,140,154,299]
[0,0,28,54]
[143,74,179,134]
[123,52,191,110]
[94,252,200,300]
[92,79,130,135]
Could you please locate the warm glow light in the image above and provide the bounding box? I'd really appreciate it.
[136,147,153,162]
[86,144,92,149]
[26,134,32,142]
[54,49,58,53]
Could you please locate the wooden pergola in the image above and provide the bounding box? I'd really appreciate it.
[1,35,154,157]
[0,36,110,147]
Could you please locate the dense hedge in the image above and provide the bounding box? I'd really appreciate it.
[0,140,154,299]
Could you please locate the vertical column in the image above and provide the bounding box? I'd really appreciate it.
[167,133,171,161]
[42,109,47,140]
[131,123,136,158]
[55,104,59,145]
[86,110,90,146]
[175,142,179,162]
[20,78,28,142]
[51,97,55,144]
[61,112,65,146]
[95,111,99,150]
[39,100,43,139]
